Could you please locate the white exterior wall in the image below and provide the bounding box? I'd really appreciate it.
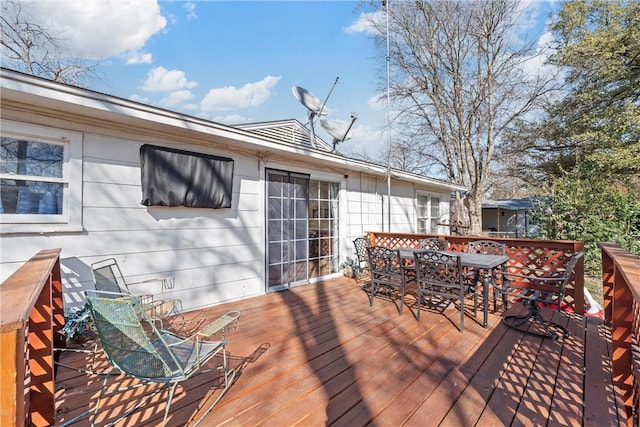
[344,172,384,239]
[0,114,267,310]
[0,77,462,311]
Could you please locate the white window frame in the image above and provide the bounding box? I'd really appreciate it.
[0,120,83,234]
[416,192,441,234]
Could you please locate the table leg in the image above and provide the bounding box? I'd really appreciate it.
[483,273,490,327]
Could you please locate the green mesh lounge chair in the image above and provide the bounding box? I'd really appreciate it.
[91,258,192,331]
[79,289,239,426]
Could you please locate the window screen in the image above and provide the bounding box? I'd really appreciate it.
[140,144,234,209]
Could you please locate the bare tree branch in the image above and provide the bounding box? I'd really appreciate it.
[1,0,100,86]
[368,0,560,233]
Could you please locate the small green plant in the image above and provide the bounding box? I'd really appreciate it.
[341,257,360,276]
[61,303,96,343]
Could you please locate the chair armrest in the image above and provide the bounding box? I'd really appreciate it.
[196,311,241,338]
[159,312,240,347]
[500,269,569,295]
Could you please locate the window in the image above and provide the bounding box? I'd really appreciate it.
[417,194,440,233]
[0,121,82,233]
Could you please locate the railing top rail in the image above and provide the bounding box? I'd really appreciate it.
[0,248,62,332]
[367,231,582,248]
[600,242,640,302]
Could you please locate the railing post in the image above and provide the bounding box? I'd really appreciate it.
[0,325,26,426]
[0,249,63,426]
[601,246,615,324]
[600,242,638,426]
[573,241,585,315]
[28,274,55,427]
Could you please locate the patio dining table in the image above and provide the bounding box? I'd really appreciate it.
[398,249,510,327]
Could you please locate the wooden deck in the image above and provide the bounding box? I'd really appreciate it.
[54,275,624,426]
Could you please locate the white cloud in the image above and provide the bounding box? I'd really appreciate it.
[341,123,387,157]
[184,2,197,21]
[27,0,167,59]
[129,94,150,104]
[213,114,252,125]
[200,76,281,112]
[368,93,387,111]
[182,103,199,111]
[344,11,384,36]
[157,90,195,108]
[125,51,153,65]
[521,30,562,83]
[143,67,197,92]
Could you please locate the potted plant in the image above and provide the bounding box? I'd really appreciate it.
[60,303,96,345]
[341,257,360,278]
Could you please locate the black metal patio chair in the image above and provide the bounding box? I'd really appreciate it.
[353,236,371,279]
[465,240,507,314]
[366,245,409,315]
[497,251,584,339]
[414,249,466,331]
[418,237,449,251]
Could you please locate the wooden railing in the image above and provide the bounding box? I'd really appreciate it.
[0,249,64,427]
[366,232,586,314]
[601,242,639,426]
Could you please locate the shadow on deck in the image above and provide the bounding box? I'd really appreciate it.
[55,275,623,426]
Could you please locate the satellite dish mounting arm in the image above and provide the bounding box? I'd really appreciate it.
[319,77,339,119]
[333,113,358,151]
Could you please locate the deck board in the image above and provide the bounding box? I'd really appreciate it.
[54,276,622,426]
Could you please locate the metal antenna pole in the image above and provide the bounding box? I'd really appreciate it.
[310,77,339,146]
[385,0,392,232]
[319,76,339,117]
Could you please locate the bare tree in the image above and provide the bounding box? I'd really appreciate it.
[1,0,98,85]
[371,0,559,234]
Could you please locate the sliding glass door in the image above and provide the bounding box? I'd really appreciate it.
[266,169,310,291]
[308,180,339,278]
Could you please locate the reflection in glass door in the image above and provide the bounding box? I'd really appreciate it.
[308,180,339,278]
[266,169,309,291]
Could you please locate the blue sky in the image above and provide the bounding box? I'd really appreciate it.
[17,0,558,158]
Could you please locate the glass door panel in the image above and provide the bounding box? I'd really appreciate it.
[266,169,309,291]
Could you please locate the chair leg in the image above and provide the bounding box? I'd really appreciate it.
[503,301,568,340]
[190,347,237,427]
[162,382,179,426]
[89,369,112,426]
[369,281,376,306]
[85,370,167,426]
[460,288,465,332]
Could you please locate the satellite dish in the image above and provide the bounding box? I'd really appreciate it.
[291,77,339,144]
[320,112,358,151]
[291,86,328,116]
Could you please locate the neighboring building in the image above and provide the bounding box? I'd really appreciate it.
[482,197,541,238]
[0,68,465,310]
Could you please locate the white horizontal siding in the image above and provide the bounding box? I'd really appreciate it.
[0,121,265,310]
[0,112,457,312]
